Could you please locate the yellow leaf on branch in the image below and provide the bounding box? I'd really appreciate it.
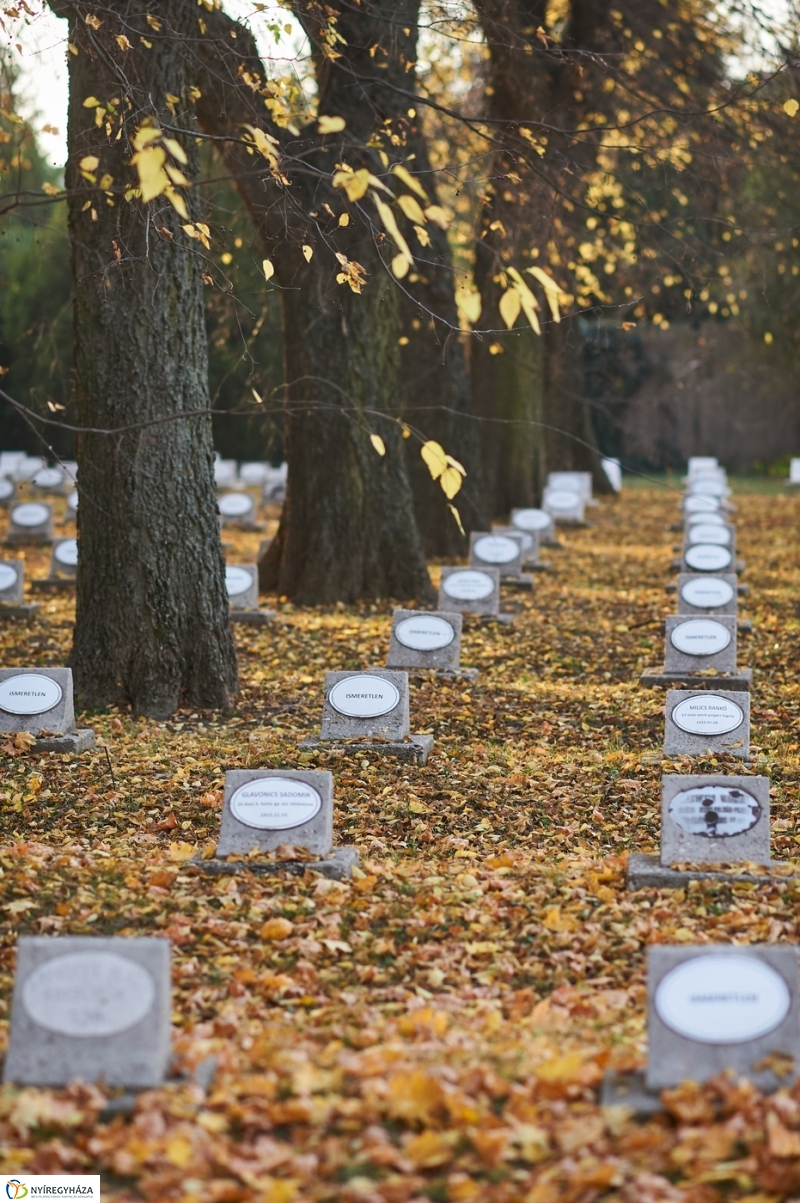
[373,195,413,272]
[421,440,447,480]
[391,254,409,279]
[317,115,346,133]
[133,144,167,202]
[333,168,370,202]
[302,244,314,262]
[448,503,465,535]
[455,286,481,325]
[391,163,429,201]
[424,204,450,229]
[369,434,386,456]
[527,265,562,322]
[499,287,521,329]
[784,98,799,117]
[440,465,463,499]
[263,258,275,281]
[82,96,101,109]
[397,193,426,225]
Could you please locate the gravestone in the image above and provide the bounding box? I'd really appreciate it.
[0,560,24,604]
[542,488,585,524]
[214,458,237,488]
[687,456,718,474]
[66,489,78,515]
[787,458,800,489]
[0,667,94,752]
[218,492,257,527]
[13,456,44,483]
[665,615,737,673]
[688,478,729,499]
[386,608,475,678]
[300,669,433,764]
[548,471,593,502]
[682,542,734,573]
[683,494,723,515]
[664,689,750,758]
[685,522,735,553]
[225,564,275,626]
[676,573,737,616]
[0,477,15,508]
[50,537,78,579]
[511,507,556,544]
[602,457,622,492]
[469,531,532,587]
[4,936,171,1088]
[239,462,270,486]
[7,501,53,545]
[685,509,726,528]
[493,524,547,572]
[32,467,64,493]
[0,452,25,478]
[438,566,507,622]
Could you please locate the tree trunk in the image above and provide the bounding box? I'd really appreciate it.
[54,0,238,716]
[195,5,434,604]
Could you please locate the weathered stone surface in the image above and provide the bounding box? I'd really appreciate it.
[640,667,752,691]
[469,532,523,577]
[664,615,737,673]
[386,609,463,672]
[676,573,738,616]
[660,773,769,866]
[0,667,75,736]
[438,567,500,617]
[627,853,793,891]
[193,845,360,881]
[298,734,433,765]
[0,560,24,603]
[319,670,410,740]
[225,564,258,609]
[6,502,53,545]
[664,688,750,758]
[216,769,333,857]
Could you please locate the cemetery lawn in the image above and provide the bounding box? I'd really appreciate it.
[1,486,800,1201]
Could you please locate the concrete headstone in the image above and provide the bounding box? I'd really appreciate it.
[660,773,767,864]
[665,615,737,673]
[218,492,256,525]
[683,543,734,573]
[225,564,258,609]
[0,560,24,604]
[469,531,523,576]
[320,669,409,740]
[542,488,585,523]
[387,609,462,672]
[664,688,750,758]
[677,573,738,616]
[438,566,500,617]
[50,537,78,578]
[216,769,333,857]
[8,501,53,544]
[511,507,555,542]
[0,667,75,736]
[0,478,15,508]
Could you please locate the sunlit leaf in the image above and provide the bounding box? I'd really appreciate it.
[447,502,465,534]
[374,195,414,270]
[332,168,370,202]
[784,98,798,117]
[499,288,521,329]
[391,254,410,278]
[455,287,481,325]
[369,434,386,456]
[421,440,447,480]
[391,163,429,201]
[527,266,562,322]
[397,194,426,225]
[424,204,450,229]
[302,244,314,262]
[317,115,346,133]
[440,465,463,499]
[263,259,275,281]
[82,96,101,109]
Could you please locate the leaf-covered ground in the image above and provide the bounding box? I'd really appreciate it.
[0,481,800,1202]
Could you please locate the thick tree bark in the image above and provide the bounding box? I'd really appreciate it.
[53,0,238,716]
[195,6,434,603]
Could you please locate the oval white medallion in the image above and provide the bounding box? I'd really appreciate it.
[473,535,519,564]
[684,495,720,514]
[23,951,155,1038]
[545,490,580,511]
[690,480,727,497]
[680,577,734,609]
[12,503,49,528]
[685,544,732,572]
[0,479,14,501]
[655,954,789,1044]
[328,674,400,718]
[686,510,725,527]
[512,508,550,531]
[0,673,62,715]
[671,695,744,736]
[688,524,731,546]
[33,468,63,488]
[442,570,494,601]
[671,618,731,657]
[0,563,18,592]
[54,539,78,567]
[67,490,79,511]
[669,782,758,838]
[225,566,253,596]
[218,493,253,517]
[395,615,455,651]
[229,776,322,830]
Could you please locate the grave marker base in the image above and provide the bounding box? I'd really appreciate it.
[436,667,479,682]
[32,578,75,593]
[31,729,95,754]
[657,618,753,635]
[229,608,276,626]
[627,853,794,891]
[299,734,433,765]
[0,603,39,621]
[4,534,52,546]
[639,667,752,690]
[99,1057,218,1119]
[601,1071,664,1115]
[501,573,535,590]
[667,581,749,595]
[190,845,359,882]
[672,557,746,573]
[478,612,514,626]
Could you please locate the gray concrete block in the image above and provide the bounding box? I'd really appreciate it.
[684,524,736,563]
[4,936,171,1089]
[33,729,95,754]
[0,667,75,736]
[0,603,40,622]
[49,537,78,578]
[470,531,523,577]
[6,502,53,545]
[646,945,800,1092]
[680,543,735,573]
[216,769,333,857]
[664,689,749,759]
[676,573,738,616]
[660,773,769,866]
[438,567,500,617]
[193,845,359,882]
[626,853,794,891]
[511,508,554,543]
[641,667,752,691]
[229,609,275,626]
[493,524,540,566]
[386,609,463,672]
[299,734,434,765]
[0,560,24,603]
[320,670,409,740]
[225,564,258,609]
[218,492,257,527]
[665,615,737,673]
[600,1070,663,1115]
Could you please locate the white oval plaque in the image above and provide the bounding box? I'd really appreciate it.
[688,523,731,546]
[686,510,725,527]
[229,776,322,830]
[395,615,455,651]
[655,954,789,1044]
[668,782,758,835]
[545,490,580,512]
[0,479,14,501]
[473,535,519,564]
[11,502,49,528]
[671,618,731,657]
[54,539,78,567]
[22,951,155,1038]
[33,468,63,488]
[513,508,550,531]
[225,566,253,597]
[684,495,720,513]
[671,695,744,736]
[218,493,253,518]
[442,569,494,601]
[0,672,62,715]
[680,577,734,609]
[690,480,727,497]
[328,674,400,718]
[67,490,79,512]
[0,564,18,592]
[685,544,732,572]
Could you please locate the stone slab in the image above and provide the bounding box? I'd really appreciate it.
[0,667,75,736]
[542,488,586,524]
[500,573,535,590]
[32,729,95,754]
[436,666,479,682]
[225,564,258,609]
[493,524,540,566]
[6,502,53,544]
[191,845,359,882]
[641,667,752,691]
[299,734,433,765]
[479,612,514,626]
[216,769,333,857]
[664,614,737,673]
[548,471,593,501]
[4,935,171,1089]
[646,944,800,1092]
[660,773,769,866]
[49,537,78,578]
[0,560,24,603]
[438,566,500,617]
[676,573,738,617]
[664,688,750,759]
[387,609,463,672]
[600,1070,664,1115]
[229,609,275,626]
[627,853,794,891]
[31,578,75,593]
[0,603,39,622]
[511,507,554,543]
[320,669,409,740]
[470,531,524,577]
[218,493,258,528]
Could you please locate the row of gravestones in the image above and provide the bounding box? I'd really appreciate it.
[0,477,596,1092]
[605,457,800,1112]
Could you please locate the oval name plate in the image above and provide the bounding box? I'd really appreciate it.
[680,577,735,609]
[512,508,550,531]
[33,468,63,488]
[684,495,720,513]
[0,479,14,501]
[685,544,733,572]
[225,566,253,596]
[218,493,253,517]
[670,618,731,657]
[473,535,519,564]
[686,510,725,527]
[0,563,18,592]
[655,954,789,1044]
[690,479,727,497]
[229,776,322,830]
[688,523,731,546]
[442,569,494,601]
[328,674,400,718]
[395,615,455,651]
[0,672,62,715]
[54,539,78,567]
[23,951,155,1038]
[67,490,79,511]
[671,695,744,736]
[668,783,759,837]
[545,490,580,511]
[11,503,49,528]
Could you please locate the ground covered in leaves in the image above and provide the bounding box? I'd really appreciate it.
[0,480,799,1201]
